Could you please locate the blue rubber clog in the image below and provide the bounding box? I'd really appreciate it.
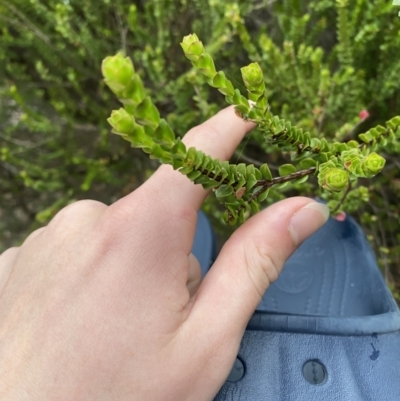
[192,211,400,401]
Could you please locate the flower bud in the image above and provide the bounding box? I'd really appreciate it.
[102,54,135,94]
[320,168,349,192]
[241,62,264,89]
[359,109,370,121]
[341,149,364,176]
[107,108,134,134]
[180,34,204,61]
[362,152,386,176]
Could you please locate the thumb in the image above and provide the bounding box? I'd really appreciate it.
[188,197,329,341]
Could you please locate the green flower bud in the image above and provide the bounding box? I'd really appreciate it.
[319,168,349,192]
[341,149,364,176]
[107,108,134,134]
[102,54,135,94]
[181,33,200,49]
[180,34,204,61]
[241,62,264,89]
[362,152,386,176]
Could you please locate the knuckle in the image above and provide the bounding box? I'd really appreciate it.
[49,199,107,229]
[184,124,230,158]
[184,125,216,146]
[186,123,220,139]
[22,227,46,246]
[0,246,19,261]
[44,200,107,249]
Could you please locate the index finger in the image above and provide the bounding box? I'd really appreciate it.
[122,106,256,215]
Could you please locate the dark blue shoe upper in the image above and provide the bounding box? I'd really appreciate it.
[193,212,400,400]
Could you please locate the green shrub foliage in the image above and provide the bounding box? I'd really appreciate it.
[103,43,399,224]
[1,0,400,299]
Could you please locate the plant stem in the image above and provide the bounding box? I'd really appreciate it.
[226,167,317,223]
[331,181,352,215]
[250,167,317,202]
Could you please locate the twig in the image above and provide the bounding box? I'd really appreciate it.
[0,3,86,74]
[331,181,352,215]
[249,167,316,202]
[233,150,279,170]
[114,10,127,53]
[226,167,317,223]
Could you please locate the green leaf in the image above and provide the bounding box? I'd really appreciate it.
[310,138,321,149]
[129,122,153,148]
[153,119,175,147]
[196,53,217,78]
[293,176,309,185]
[238,208,246,224]
[186,170,203,181]
[186,41,205,60]
[278,164,297,176]
[235,175,247,191]
[257,188,270,202]
[194,151,205,169]
[171,139,187,159]
[224,209,238,226]
[274,182,290,189]
[234,104,250,114]
[358,132,373,143]
[347,140,359,148]
[135,97,160,129]
[202,180,221,190]
[215,185,233,198]
[237,163,247,177]
[226,171,237,187]
[185,147,197,164]
[212,72,235,96]
[232,89,249,108]
[260,164,273,180]
[250,200,260,214]
[179,166,194,175]
[299,158,317,169]
[201,158,212,173]
[386,116,400,130]
[320,138,329,151]
[172,159,183,170]
[149,144,171,163]
[247,174,258,190]
[121,74,146,107]
[316,153,329,163]
[246,164,256,176]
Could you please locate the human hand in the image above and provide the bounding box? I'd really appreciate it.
[0,107,329,401]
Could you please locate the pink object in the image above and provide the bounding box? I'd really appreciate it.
[359,109,370,121]
[335,212,347,222]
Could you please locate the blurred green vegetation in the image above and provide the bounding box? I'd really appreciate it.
[0,0,399,300]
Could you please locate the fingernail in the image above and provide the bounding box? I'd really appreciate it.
[289,202,330,246]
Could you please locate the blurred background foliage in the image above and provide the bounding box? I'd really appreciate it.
[0,0,399,300]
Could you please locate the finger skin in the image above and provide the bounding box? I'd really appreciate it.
[0,247,19,296]
[108,106,255,238]
[0,104,328,401]
[145,105,256,211]
[179,197,329,397]
[186,253,202,298]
